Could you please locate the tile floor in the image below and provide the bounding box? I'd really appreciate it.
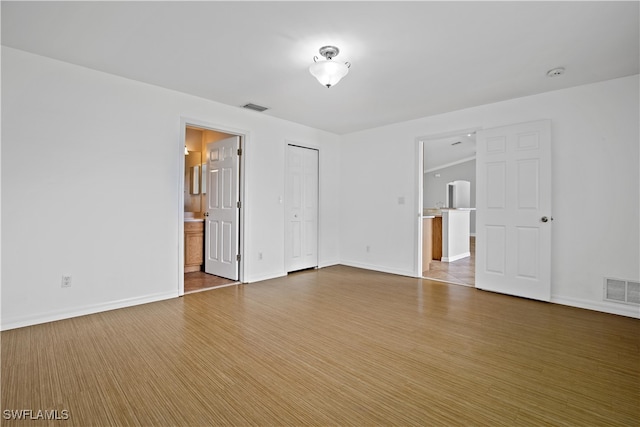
[423,237,475,286]
[184,271,238,294]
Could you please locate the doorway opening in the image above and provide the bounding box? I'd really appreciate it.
[180,120,245,295]
[420,129,478,287]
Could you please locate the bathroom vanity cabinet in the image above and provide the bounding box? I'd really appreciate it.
[184,220,204,272]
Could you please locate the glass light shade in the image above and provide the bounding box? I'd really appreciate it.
[309,59,349,88]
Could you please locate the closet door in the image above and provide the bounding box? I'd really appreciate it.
[285,145,319,272]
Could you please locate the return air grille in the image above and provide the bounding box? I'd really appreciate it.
[242,103,268,112]
[604,278,640,305]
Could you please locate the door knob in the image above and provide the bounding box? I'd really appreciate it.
[204,212,209,217]
[541,216,548,222]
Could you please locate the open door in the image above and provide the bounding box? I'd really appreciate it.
[204,136,240,280]
[475,120,552,301]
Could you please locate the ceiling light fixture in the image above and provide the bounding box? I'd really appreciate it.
[309,46,351,88]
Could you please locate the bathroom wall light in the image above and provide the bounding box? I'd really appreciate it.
[184,145,189,155]
[309,46,351,88]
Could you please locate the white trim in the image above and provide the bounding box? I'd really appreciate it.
[425,156,477,174]
[1,291,178,331]
[318,260,340,269]
[551,295,640,319]
[244,272,287,284]
[442,252,471,262]
[415,138,424,277]
[179,117,250,291]
[417,127,482,283]
[341,260,418,279]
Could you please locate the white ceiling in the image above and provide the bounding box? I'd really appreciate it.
[2,1,638,135]
[423,132,476,172]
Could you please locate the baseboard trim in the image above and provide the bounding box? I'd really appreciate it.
[340,260,417,278]
[551,295,640,319]
[244,271,287,284]
[1,290,179,331]
[318,260,340,269]
[442,252,471,262]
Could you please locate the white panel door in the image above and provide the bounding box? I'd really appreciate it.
[205,136,240,280]
[476,120,552,301]
[285,145,318,272]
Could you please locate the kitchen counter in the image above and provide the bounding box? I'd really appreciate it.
[424,207,473,262]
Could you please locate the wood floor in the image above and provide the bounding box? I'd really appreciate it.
[2,266,639,426]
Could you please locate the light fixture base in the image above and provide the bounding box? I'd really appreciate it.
[319,46,340,60]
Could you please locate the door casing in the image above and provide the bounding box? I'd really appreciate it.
[415,127,481,277]
[178,118,247,295]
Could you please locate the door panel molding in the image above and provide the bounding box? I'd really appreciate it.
[476,119,552,301]
[285,143,319,273]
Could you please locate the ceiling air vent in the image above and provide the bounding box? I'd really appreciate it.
[242,103,268,112]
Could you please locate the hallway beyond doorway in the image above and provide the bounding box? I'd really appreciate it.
[423,237,475,286]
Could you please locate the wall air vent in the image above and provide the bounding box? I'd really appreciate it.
[604,278,640,305]
[242,103,269,112]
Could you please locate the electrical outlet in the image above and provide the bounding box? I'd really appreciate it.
[366,245,370,253]
[258,252,263,260]
[61,275,72,288]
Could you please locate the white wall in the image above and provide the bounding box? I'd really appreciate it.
[1,47,341,329]
[3,47,637,328]
[340,74,640,318]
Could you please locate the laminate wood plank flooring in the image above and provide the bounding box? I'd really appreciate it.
[2,265,639,426]
[184,271,237,294]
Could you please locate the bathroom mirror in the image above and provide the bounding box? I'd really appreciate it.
[190,165,200,195]
[201,163,207,194]
[185,151,202,212]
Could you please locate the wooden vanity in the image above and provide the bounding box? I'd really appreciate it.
[184,220,204,272]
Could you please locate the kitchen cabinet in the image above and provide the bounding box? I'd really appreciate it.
[432,216,442,260]
[422,217,433,272]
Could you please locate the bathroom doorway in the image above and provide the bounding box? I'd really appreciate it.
[180,120,245,295]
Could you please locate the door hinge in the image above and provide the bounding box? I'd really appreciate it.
[236,254,241,262]
[237,148,243,156]
[237,201,242,208]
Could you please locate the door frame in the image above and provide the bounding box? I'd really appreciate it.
[415,127,481,278]
[178,117,248,295]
